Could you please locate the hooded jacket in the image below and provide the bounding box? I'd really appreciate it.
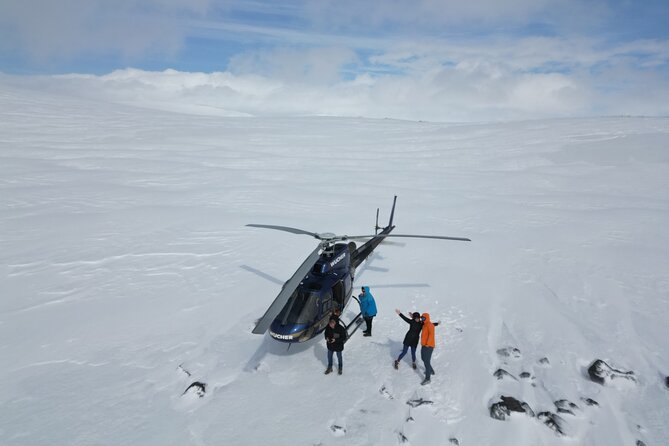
[420,313,436,348]
[358,286,377,318]
[399,313,423,348]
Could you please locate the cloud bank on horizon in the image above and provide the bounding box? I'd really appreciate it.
[1,0,668,121]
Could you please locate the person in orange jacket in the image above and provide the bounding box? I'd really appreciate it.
[420,312,440,385]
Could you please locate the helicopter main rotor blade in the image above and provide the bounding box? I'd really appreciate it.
[345,233,471,242]
[246,224,319,238]
[252,245,322,335]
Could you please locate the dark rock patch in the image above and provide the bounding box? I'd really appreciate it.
[665,376,669,388]
[519,372,531,379]
[490,396,534,420]
[587,359,636,385]
[330,424,346,434]
[554,399,579,415]
[407,398,433,408]
[496,347,521,359]
[379,384,394,399]
[177,364,192,377]
[580,397,599,406]
[636,440,646,446]
[406,416,414,422]
[398,432,408,443]
[493,368,517,381]
[449,438,459,445]
[538,357,550,366]
[182,381,206,398]
[537,411,565,436]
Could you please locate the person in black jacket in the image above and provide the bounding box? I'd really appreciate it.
[324,316,347,375]
[394,309,440,369]
[394,310,423,369]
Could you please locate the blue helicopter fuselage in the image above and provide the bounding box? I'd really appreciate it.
[267,220,395,343]
[268,242,354,343]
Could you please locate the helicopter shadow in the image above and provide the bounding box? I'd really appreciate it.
[244,333,320,372]
[240,265,284,286]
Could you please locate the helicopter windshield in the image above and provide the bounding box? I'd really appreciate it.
[278,289,320,325]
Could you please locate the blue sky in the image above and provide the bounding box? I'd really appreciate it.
[1,0,668,120]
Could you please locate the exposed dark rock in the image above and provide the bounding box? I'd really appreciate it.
[496,347,522,359]
[406,416,414,422]
[493,368,517,381]
[379,385,394,399]
[537,411,565,436]
[587,359,636,385]
[520,372,531,379]
[490,396,534,420]
[398,432,408,443]
[330,424,346,434]
[449,438,459,445]
[554,399,579,415]
[636,440,646,446]
[407,398,433,408]
[538,357,550,366]
[665,376,669,388]
[182,381,206,398]
[580,397,599,407]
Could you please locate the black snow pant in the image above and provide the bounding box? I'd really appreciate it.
[363,316,374,334]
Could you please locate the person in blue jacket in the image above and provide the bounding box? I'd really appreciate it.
[358,286,377,336]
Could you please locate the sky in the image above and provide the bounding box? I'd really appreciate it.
[1,0,669,121]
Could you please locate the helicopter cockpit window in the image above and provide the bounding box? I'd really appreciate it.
[312,262,326,275]
[278,290,320,325]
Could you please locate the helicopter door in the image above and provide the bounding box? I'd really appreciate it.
[332,280,344,310]
[321,291,333,317]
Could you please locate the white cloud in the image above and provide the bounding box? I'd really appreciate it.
[228,46,359,84]
[2,37,666,123]
[303,0,611,33]
[0,0,210,62]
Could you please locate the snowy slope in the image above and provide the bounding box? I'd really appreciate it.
[1,84,668,446]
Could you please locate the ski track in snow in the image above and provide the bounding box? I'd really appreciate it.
[1,86,669,445]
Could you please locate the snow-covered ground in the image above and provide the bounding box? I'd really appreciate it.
[1,83,668,446]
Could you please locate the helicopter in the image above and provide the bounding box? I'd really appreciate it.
[247,196,470,343]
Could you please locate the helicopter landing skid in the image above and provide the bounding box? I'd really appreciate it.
[344,312,364,341]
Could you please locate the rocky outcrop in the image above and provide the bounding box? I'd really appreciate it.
[493,368,517,380]
[587,359,636,385]
[182,381,206,398]
[490,396,534,420]
[580,397,599,406]
[406,398,433,408]
[537,411,565,435]
[496,347,521,359]
[554,399,579,415]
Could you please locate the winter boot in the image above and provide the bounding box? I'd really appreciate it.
[363,332,371,337]
[324,367,333,375]
[338,367,343,375]
[421,378,431,386]
[394,360,399,370]
[412,362,417,370]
